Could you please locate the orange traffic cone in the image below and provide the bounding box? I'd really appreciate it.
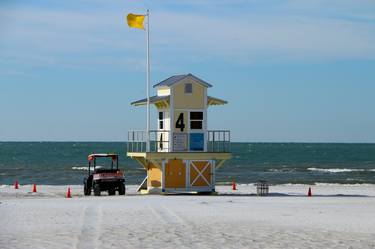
[232,181,237,191]
[308,187,312,197]
[32,184,37,193]
[66,187,72,198]
[14,180,19,189]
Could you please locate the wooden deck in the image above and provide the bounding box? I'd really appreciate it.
[127,152,231,170]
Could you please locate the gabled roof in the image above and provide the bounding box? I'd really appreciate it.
[131,95,170,108]
[153,73,212,88]
[207,96,228,105]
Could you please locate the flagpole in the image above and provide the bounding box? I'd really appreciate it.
[146,9,150,152]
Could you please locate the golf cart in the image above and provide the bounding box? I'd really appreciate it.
[83,153,126,196]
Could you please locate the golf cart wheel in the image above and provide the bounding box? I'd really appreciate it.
[108,189,116,196]
[93,184,101,196]
[119,183,126,195]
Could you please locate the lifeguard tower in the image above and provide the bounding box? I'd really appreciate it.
[127,73,231,194]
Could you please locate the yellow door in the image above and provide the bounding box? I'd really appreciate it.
[147,163,162,188]
[190,161,212,187]
[165,159,186,188]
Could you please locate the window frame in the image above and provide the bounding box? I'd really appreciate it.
[184,83,193,94]
[158,111,164,130]
[189,111,204,130]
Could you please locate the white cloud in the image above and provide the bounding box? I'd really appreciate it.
[0,8,137,52]
[152,12,375,61]
[0,7,147,71]
[0,1,374,73]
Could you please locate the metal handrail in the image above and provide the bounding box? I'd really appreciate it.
[127,130,170,153]
[207,130,231,153]
[127,130,230,153]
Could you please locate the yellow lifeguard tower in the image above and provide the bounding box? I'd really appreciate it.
[127,73,231,194]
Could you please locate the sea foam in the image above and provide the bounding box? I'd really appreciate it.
[72,166,89,171]
[307,168,368,173]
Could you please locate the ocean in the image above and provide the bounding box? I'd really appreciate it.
[1,142,375,185]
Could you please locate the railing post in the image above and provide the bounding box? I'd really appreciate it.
[220,131,222,152]
[228,131,231,152]
[213,131,215,152]
[131,131,134,152]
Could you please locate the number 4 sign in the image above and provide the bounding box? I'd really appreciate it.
[175,112,186,132]
[174,111,187,132]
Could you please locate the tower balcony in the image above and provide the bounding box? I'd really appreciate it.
[127,130,231,153]
[127,130,231,171]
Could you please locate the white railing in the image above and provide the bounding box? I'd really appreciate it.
[127,130,230,153]
[127,130,170,153]
[207,130,231,153]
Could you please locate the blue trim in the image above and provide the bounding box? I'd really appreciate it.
[189,133,204,151]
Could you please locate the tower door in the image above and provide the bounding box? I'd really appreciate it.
[189,160,212,188]
[164,159,186,189]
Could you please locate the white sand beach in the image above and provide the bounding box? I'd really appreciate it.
[1,184,375,249]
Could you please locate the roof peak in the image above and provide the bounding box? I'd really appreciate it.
[153,73,212,88]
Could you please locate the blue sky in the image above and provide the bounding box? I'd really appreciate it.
[0,0,374,142]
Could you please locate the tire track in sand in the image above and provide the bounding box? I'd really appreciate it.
[160,204,185,225]
[75,204,102,249]
[147,204,168,225]
[148,204,198,248]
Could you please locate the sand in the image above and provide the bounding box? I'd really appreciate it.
[1,184,375,249]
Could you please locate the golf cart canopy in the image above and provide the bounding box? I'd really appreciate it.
[88,154,118,161]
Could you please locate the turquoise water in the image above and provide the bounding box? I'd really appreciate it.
[0,142,375,185]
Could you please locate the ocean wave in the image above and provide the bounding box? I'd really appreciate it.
[268,168,296,173]
[307,168,370,173]
[72,166,89,171]
[346,178,365,182]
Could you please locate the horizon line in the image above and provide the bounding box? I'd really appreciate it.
[1,140,374,144]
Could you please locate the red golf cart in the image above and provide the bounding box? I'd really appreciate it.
[83,153,126,196]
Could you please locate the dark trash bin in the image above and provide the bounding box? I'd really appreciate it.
[256,180,269,196]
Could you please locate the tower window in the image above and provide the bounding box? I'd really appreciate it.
[190,111,203,130]
[159,112,164,129]
[185,83,192,94]
[190,112,203,120]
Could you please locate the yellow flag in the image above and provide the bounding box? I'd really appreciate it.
[127,13,145,29]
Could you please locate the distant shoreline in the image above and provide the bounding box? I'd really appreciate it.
[1,141,375,144]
